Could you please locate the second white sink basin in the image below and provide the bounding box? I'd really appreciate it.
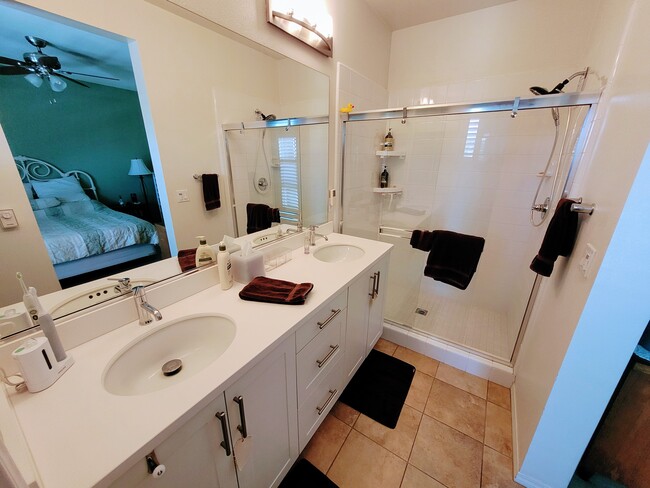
[103,314,236,396]
[313,244,365,263]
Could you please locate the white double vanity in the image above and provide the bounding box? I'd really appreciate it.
[0,231,391,488]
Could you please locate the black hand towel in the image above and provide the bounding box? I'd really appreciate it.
[411,230,485,290]
[530,198,578,277]
[246,203,280,234]
[201,174,221,210]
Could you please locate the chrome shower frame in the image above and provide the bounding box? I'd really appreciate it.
[339,92,599,365]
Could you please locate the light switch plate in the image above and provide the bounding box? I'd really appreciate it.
[175,190,190,203]
[0,209,18,229]
[578,243,596,278]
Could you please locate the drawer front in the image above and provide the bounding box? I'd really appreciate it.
[298,359,343,451]
[296,313,344,406]
[296,290,347,352]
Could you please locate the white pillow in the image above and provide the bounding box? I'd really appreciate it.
[32,176,91,202]
[23,182,35,200]
[30,197,61,210]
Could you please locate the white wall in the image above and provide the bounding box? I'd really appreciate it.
[514,0,650,485]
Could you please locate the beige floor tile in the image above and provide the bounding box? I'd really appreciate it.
[485,402,513,458]
[488,382,511,411]
[302,414,351,473]
[424,379,486,442]
[393,346,440,377]
[410,415,483,488]
[435,363,487,399]
[328,429,407,488]
[331,401,360,427]
[405,371,434,412]
[482,446,523,488]
[375,338,399,356]
[354,404,422,460]
[401,464,446,488]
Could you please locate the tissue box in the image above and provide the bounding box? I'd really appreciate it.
[231,251,265,284]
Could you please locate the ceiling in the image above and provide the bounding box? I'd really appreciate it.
[0,2,136,91]
[363,0,517,31]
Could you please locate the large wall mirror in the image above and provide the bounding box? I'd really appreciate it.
[0,0,329,337]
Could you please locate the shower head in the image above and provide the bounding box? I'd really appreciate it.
[529,68,589,97]
[254,109,277,121]
[529,86,551,96]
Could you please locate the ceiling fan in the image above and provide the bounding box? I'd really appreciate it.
[0,35,119,92]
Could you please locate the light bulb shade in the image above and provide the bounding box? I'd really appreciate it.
[128,158,152,176]
[24,73,43,88]
[48,75,67,92]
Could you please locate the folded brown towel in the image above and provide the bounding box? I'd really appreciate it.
[530,198,578,277]
[239,276,313,305]
[246,203,281,234]
[411,229,485,290]
[202,174,221,210]
[177,248,197,272]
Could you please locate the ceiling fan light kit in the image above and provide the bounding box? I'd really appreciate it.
[0,35,119,93]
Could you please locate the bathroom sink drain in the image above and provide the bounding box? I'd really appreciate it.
[162,359,183,376]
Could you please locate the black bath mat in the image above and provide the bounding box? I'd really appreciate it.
[339,349,416,428]
[279,458,338,488]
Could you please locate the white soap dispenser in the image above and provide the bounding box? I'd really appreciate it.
[217,241,233,290]
[195,236,217,267]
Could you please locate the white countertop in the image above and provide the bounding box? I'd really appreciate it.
[5,233,391,488]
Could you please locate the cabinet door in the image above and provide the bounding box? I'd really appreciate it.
[367,255,390,352]
[345,272,373,382]
[225,335,299,488]
[108,395,238,488]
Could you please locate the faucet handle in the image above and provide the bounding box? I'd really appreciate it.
[109,277,132,292]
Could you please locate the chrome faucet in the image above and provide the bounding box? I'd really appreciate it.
[308,225,329,246]
[133,285,162,325]
[108,277,132,294]
[286,220,303,234]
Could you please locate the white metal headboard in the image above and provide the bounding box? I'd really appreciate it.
[15,155,99,200]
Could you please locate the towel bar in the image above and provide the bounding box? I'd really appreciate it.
[570,203,595,215]
[193,174,202,180]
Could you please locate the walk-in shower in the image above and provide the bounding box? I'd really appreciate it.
[340,92,597,364]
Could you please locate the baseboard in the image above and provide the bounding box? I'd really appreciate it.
[511,382,521,476]
[382,322,515,387]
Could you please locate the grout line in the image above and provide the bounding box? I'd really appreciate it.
[324,415,354,477]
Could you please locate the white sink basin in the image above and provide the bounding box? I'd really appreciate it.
[102,314,236,396]
[313,244,365,263]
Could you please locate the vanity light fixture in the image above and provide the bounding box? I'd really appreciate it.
[266,0,333,57]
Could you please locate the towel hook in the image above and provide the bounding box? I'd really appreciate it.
[511,97,520,118]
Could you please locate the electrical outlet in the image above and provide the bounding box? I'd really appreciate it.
[578,243,596,278]
[175,190,190,203]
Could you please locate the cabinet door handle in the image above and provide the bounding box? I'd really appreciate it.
[374,270,381,297]
[233,395,249,439]
[316,389,338,415]
[316,344,339,368]
[317,308,341,329]
[215,411,231,456]
[368,271,379,300]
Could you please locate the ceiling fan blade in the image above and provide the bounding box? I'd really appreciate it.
[55,73,90,88]
[0,56,23,66]
[58,70,119,81]
[0,66,31,75]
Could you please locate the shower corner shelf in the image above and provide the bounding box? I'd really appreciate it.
[373,187,403,195]
[376,150,406,159]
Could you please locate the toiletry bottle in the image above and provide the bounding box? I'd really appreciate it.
[217,241,233,290]
[195,236,217,267]
[118,195,125,206]
[384,128,394,151]
[380,165,389,188]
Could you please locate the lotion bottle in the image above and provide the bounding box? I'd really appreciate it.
[217,241,233,290]
[195,236,217,267]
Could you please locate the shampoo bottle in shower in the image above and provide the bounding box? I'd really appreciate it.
[384,128,394,151]
[380,165,389,188]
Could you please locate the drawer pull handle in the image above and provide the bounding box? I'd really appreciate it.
[316,344,339,368]
[215,411,232,456]
[233,395,249,439]
[317,308,341,329]
[316,389,338,415]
